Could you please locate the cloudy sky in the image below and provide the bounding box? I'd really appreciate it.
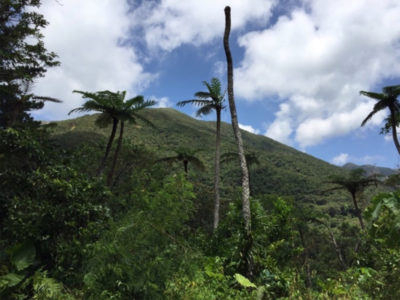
[33,0,400,168]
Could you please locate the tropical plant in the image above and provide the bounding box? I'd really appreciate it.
[365,191,400,247]
[224,5,252,276]
[360,85,400,155]
[221,151,260,168]
[70,90,124,175]
[70,90,155,182]
[177,77,226,230]
[221,151,260,191]
[327,168,378,229]
[106,93,156,185]
[158,147,205,175]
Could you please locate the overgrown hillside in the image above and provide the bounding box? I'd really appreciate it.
[52,108,354,222]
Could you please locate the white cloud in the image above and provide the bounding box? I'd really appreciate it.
[152,96,171,108]
[33,0,156,121]
[264,103,293,144]
[332,153,384,166]
[239,123,260,134]
[235,0,400,147]
[332,153,349,165]
[131,0,276,51]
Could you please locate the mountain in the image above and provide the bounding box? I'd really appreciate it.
[52,108,353,218]
[342,162,398,177]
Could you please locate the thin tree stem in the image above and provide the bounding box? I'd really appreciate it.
[224,6,252,278]
[389,105,400,155]
[97,117,118,176]
[213,109,221,231]
[107,121,124,186]
[223,6,251,235]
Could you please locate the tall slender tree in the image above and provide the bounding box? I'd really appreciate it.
[224,6,253,277]
[106,94,156,186]
[360,85,400,155]
[69,90,123,176]
[223,6,251,235]
[177,77,226,230]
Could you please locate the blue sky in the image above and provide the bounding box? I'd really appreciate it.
[33,0,400,169]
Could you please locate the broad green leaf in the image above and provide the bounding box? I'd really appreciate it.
[0,273,24,288]
[234,273,256,288]
[10,242,36,271]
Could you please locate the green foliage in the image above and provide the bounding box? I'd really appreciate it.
[165,256,256,299]
[0,0,59,128]
[234,273,256,288]
[365,191,400,247]
[83,174,195,299]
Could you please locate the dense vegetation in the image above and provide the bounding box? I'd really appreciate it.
[1,2,399,299]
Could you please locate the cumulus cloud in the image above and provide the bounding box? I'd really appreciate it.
[239,123,260,134]
[236,0,400,147]
[332,153,349,165]
[131,0,276,51]
[33,0,156,121]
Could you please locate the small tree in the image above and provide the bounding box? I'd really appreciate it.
[327,169,378,230]
[158,147,205,175]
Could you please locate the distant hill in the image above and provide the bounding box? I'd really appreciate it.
[342,162,398,177]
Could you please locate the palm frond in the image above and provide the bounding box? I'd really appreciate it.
[361,100,388,126]
[177,99,211,107]
[188,156,206,171]
[95,113,114,128]
[124,95,145,108]
[132,112,155,128]
[221,152,238,164]
[361,110,379,126]
[194,92,212,99]
[32,96,62,103]
[210,77,222,95]
[383,85,400,96]
[360,91,385,101]
[196,104,214,117]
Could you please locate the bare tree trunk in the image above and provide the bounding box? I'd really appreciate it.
[298,227,312,288]
[223,6,251,235]
[389,105,400,155]
[326,225,347,269]
[213,109,221,231]
[97,117,118,176]
[351,192,365,230]
[224,6,252,278]
[107,120,124,186]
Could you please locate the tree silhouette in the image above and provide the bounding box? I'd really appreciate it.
[69,90,155,183]
[221,151,260,190]
[158,147,205,175]
[70,90,123,176]
[177,77,226,230]
[360,85,400,155]
[106,94,156,185]
[327,168,378,230]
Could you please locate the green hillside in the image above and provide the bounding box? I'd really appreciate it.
[52,108,350,217]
